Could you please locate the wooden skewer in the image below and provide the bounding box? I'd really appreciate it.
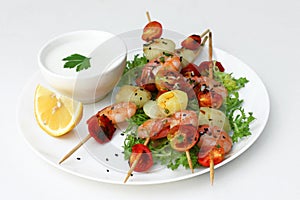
[146,11,151,22]
[59,134,91,164]
[201,35,208,47]
[124,138,150,183]
[200,29,210,38]
[207,30,215,185]
[209,151,215,186]
[208,31,213,79]
[184,34,207,173]
[185,150,194,173]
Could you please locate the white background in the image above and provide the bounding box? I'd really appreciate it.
[1,0,300,199]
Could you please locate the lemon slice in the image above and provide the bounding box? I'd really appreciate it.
[34,85,83,137]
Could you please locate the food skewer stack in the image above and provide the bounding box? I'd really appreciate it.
[123,11,213,183]
[57,11,236,186]
[123,12,154,183]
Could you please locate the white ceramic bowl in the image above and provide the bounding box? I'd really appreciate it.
[38,30,127,104]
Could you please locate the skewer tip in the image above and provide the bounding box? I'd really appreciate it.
[58,134,91,165]
[146,11,151,22]
[209,154,215,186]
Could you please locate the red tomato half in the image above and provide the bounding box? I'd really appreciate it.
[129,144,153,172]
[197,146,225,167]
[141,21,163,42]
[180,63,201,77]
[87,114,116,144]
[167,125,199,152]
[181,34,201,50]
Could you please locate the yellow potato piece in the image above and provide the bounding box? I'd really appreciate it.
[198,107,231,133]
[143,100,167,119]
[143,38,176,61]
[115,85,151,107]
[157,90,188,116]
[34,85,83,137]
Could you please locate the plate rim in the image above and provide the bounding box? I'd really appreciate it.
[17,47,270,185]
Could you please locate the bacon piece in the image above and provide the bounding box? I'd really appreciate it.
[197,125,232,158]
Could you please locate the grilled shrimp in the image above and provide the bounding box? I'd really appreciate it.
[137,118,173,140]
[97,102,137,124]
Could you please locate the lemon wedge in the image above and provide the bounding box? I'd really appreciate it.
[34,85,83,137]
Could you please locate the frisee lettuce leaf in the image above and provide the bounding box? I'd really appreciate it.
[123,54,148,75]
[213,67,255,142]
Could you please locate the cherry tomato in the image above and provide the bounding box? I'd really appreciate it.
[180,63,201,77]
[129,144,153,172]
[196,89,223,108]
[167,125,199,152]
[194,82,224,109]
[197,145,225,167]
[87,114,116,144]
[181,34,201,50]
[142,21,163,42]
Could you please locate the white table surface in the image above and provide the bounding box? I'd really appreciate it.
[1,0,300,199]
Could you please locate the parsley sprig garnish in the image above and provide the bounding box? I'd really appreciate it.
[62,54,91,72]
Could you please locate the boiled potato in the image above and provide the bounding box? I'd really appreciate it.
[143,38,176,61]
[176,47,203,67]
[198,107,231,133]
[115,85,151,107]
[143,100,167,119]
[156,90,188,116]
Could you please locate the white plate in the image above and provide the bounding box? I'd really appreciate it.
[17,30,270,185]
